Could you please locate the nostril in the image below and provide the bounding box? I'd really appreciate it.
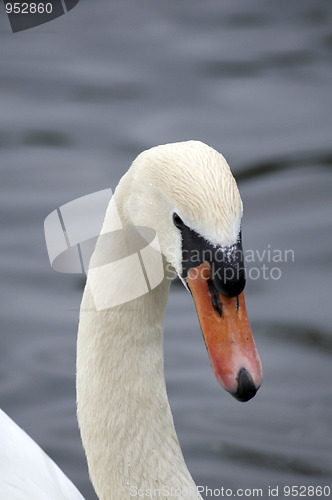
[233,367,258,402]
[207,279,223,317]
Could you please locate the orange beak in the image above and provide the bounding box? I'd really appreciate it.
[187,262,263,401]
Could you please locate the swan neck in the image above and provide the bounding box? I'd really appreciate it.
[77,275,201,499]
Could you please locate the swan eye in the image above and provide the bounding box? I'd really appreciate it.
[172,213,184,228]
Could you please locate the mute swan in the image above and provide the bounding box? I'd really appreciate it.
[0,141,262,500]
[77,141,263,499]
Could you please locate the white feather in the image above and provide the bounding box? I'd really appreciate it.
[0,410,85,500]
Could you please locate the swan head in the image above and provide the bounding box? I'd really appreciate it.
[122,141,242,280]
[115,140,263,401]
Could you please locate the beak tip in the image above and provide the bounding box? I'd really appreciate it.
[232,367,260,403]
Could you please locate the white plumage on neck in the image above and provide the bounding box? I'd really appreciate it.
[77,276,202,499]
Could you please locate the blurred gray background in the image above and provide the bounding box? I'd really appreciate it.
[0,1,331,498]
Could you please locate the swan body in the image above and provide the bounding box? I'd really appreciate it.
[0,409,84,500]
[0,141,262,500]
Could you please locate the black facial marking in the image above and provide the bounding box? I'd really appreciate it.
[207,279,222,317]
[173,212,246,297]
[235,296,239,313]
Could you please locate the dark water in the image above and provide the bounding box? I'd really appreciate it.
[0,1,332,498]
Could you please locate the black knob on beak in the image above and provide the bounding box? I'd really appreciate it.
[213,265,246,298]
[212,236,246,298]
